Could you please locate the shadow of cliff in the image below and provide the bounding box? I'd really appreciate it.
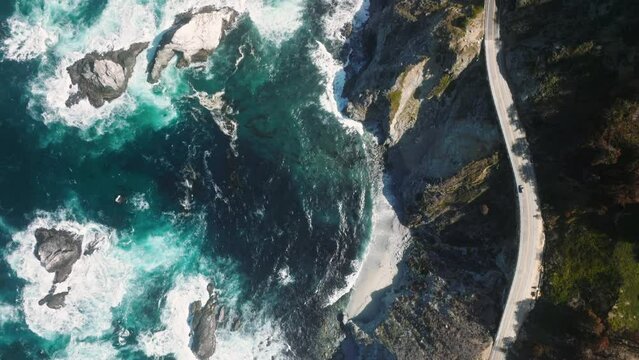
[494,298,535,358]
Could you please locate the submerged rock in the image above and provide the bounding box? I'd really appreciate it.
[147,6,238,83]
[188,282,218,359]
[65,42,149,108]
[231,316,242,332]
[33,228,82,283]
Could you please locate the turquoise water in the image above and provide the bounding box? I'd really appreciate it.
[0,0,374,358]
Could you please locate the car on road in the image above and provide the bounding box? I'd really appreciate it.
[518,185,524,193]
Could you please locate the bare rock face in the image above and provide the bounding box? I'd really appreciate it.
[38,288,70,310]
[188,283,218,359]
[147,6,238,83]
[33,228,82,284]
[66,42,149,108]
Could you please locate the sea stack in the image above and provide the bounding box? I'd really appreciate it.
[65,42,149,108]
[147,6,239,83]
[33,228,82,284]
[188,282,218,359]
[33,228,83,310]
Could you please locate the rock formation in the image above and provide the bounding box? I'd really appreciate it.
[33,228,82,284]
[147,6,239,83]
[38,287,70,310]
[188,282,218,359]
[33,228,83,310]
[65,42,148,108]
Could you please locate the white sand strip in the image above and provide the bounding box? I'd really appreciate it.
[345,180,410,319]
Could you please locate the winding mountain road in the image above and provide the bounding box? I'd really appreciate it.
[483,0,545,359]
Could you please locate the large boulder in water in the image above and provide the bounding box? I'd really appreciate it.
[147,6,239,83]
[38,288,70,310]
[65,42,149,108]
[33,228,82,283]
[188,283,218,359]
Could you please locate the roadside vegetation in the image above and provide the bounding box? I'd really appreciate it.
[501,0,639,357]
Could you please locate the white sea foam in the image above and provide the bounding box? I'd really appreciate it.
[24,0,181,131]
[4,209,203,342]
[0,0,88,61]
[277,265,294,286]
[310,41,364,135]
[323,259,362,307]
[5,212,131,339]
[160,0,304,44]
[131,193,150,211]
[0,303,19,325]
[56,340,119,360]
[321,0,369,43]
[141,274,290,360]
[2,17,59,61]
[193,91,239,155]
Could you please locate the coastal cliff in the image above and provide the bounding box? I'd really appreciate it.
[339,0,518,358]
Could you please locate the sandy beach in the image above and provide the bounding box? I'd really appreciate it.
[345,181,410,320]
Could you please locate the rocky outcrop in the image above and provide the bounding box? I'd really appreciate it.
[188,282,218,359]
[344,0,485,145]
[147,6,238,83]
[34,228,82,284]
[33,228,83,310]
[65,42,148,108]
[38,287,70,310]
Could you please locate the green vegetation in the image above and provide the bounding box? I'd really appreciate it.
[603,100,639,151]
[454,4,483,29]
[388,89,402,118]
[548,226,618,304]
[534,73,562,103]
[410,153,499,226]
[394,0,448,22]
[468,0,639,355]
[429,73,453,98]
[608,242,639,332]
[470,4,483,18]
[550,41,596,63]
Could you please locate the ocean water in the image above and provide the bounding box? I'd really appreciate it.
[0,0,376,358]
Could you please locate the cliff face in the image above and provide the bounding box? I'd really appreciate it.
[342,0,517,358]
[500,0,639,358]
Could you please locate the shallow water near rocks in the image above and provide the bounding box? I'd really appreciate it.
[0,0,376,358]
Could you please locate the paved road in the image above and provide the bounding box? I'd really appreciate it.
[483,0,546,359]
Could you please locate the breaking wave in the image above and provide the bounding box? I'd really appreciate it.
[2,0,306,132]
[140,274,290,360]
[5,212,128,338]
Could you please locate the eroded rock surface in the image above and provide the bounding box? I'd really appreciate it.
[188,283,218,359]
[33,228,82,284]
[147,6,238,83]
[66,42,148,108]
